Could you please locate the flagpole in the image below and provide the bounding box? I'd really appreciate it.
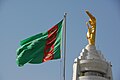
[63,13,67,80]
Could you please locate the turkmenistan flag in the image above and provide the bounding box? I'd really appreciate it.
[16,20,63,67]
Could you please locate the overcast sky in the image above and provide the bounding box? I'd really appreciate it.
[0,0,120,80]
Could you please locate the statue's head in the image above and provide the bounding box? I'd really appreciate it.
[89,19,96,27]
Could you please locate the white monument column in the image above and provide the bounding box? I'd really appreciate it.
[72,45,113,80]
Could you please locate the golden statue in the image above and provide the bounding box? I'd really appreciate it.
[85,10,96,45]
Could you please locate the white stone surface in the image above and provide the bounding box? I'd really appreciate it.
[72,45,113,80]
[79,76,108,80]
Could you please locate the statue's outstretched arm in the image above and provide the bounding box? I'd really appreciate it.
[86,10,96,21]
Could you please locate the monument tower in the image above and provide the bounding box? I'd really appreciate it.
[72,11,113,80]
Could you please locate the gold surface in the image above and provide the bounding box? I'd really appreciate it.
[86,10,96,45]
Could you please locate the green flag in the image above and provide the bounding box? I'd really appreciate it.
[16,20,63,67]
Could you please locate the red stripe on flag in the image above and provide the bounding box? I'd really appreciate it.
[43,25,58,62]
